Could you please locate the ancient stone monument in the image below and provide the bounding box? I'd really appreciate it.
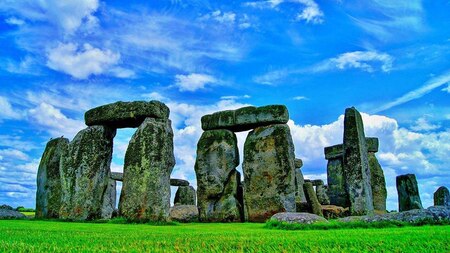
[294,158,308,212]
[303,181,323,216]
[174,186,196,206]
[196,105,296,222]
[396,174,423,212]
[36,100,176,221]
[36,137,68,219]
[323,107,388,215]
[312,179,330,205]
[434,186,449,206]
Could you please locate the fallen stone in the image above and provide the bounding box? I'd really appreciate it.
[110,172,123,181]
[343,107,373,215]
[368,150,387,213]
[0,209,27,219]
[338,206,450,223]
[36,137,68,219]
[304,182,323,216]
[59,126,116,220]
[170,179,190,187]
[321,205,349,219]
[396,174,423,212]
[434,186,449,206]
[169,205,199,223]
[85,101,169,128]
[243,124,296,222]
[270,212,328,224]
[119,118,175,221]
[201,105,289,132]
[195,129,243,222]
[174,186,196,206]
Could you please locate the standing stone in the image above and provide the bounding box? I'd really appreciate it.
[60,126,116,220]
[174,186,196,205]
[119,118,175,221]
[396,174,423,212]
[434,186,449,206]
[243,124,296,222]
[294,158,307,212]
[367,138,387,213]
[313,180,330,205]
[36,138,68,219]
[303,182,323,216]
[325,144,348,207]
[343,107,374,215]
[194,129,243,222]
[170,179,190,187]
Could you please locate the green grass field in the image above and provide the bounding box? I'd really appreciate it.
[0,220,449,252]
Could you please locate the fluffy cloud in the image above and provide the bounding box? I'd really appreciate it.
[315,51,394,73]
[46,43,121,79]
[0,96,22,120]
[0,149,29,161]
[174,73,218,92]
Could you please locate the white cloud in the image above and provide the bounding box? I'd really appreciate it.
[220,95,251,100]
[410,117,441,132]
[293,96,308,101]
[174,73,218,92]
[0,149,29,161]
[5,17,25,26]
[315,51,394,73]
[374,70,450,113]
[28,102,85,138]
[46,43,121,79]
[5,56,38,75]
[203,10,236,25]
[0,96,22,120]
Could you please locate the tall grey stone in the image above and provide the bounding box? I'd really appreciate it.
[325,144,348,207]
[194,129,243,222]
[367,137,387,213]
[303,182,323,216]
[434,186,449,206]
[60,126,116,220]
[174,186,196,206]
[243,124,296,222]
[36,137,68,219]
[119,118,175,221]
[396,174,423,212]
[343,107,374,215]
[313,180,330,205]
[294,158,307,211]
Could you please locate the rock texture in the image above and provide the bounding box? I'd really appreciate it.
[201,105,289,132]
[270,212,328,224]
[342,107,373,215]
[85,101,169,128]
[396,174,423,212]
[60,126,116,220]
[243,124,296,222]
[315,183,330,205]
[195,129,243,222]
[170,179,190,187]
[325,144,348,207]
[110,172,123,181]
[169,205,199,223]
[0,209,27,219]
[368,145,387,213]
[294,159,307,212]
[321,205,349,219]
[303,182,323,216]
[119,118,175,221]
[338,206,450,223]
[174,186,196,205]
[36,137,68,219]
[434,186,449,206]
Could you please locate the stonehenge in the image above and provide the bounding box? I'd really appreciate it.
[34,102,434,223]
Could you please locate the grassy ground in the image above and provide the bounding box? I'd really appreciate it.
[0,220,449,252]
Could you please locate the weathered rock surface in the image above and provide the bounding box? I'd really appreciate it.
[270,212,328,224]
[294,158,303,169]
[170,179,190,187]
[396,174,423,212]
[303,182,323,216]
[343,107,373,215]
[294,158,307,211]
[119,118,175,221]
[195,129,243,222]
[325,146,348,208]
[0,209,27,219]
[110,172,123,181]
[169,205,199,223]
[338,206,450,223]
[321,205,349,219]
[368,151,387,213]
[366,137,379,152]
[243,124,296,222]
[59,126,116,220]
[434,186,449,206]
[85,101,169,128]
[36,137,68,219]
[316,184,330,205]
[201,105,289,132]
[174,186,196,205]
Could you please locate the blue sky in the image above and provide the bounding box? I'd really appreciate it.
[0,0,449,211]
